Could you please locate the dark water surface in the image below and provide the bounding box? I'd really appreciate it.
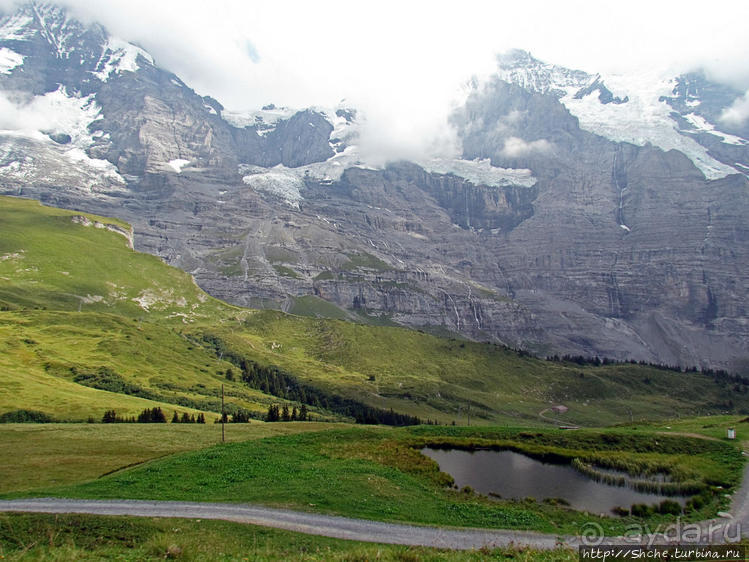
[421,448,687,515]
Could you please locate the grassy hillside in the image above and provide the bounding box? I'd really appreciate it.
[0,196,275,421]
[196,313,748,426]
[1,195,748,426]
[0,197,230,320]
[0,309,283,421]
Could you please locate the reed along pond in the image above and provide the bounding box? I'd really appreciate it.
[421,448,687,515]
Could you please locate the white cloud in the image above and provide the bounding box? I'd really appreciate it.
[503,110,526,125]
[354,100,461,166]
[720,90,749,127]
[500,137,552,158]
[0,90,62,132]
[0,89,90,136]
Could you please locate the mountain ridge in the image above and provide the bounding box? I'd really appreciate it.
[1,2,748,371]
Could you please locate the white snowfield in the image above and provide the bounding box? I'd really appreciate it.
[167,159,191,173]
[0,47,24,74]
[223,106,296,136]
[0,13,35,41]
[0,86,124,185]
[560,74,739,180]
[416,158,537,188]
[241,166,306,208]
[682,112,748,146]
[93,37,154,82]
[496,54,747,181]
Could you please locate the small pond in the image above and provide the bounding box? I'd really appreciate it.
[421,448,688,515]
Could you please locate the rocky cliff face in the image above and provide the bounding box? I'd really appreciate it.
[1,5,748,372]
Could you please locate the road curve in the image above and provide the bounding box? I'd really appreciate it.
[2,462,749,551]
[0,498,568,550]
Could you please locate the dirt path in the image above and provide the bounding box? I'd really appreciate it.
[538,408,580,428]
[0,498,568,550]
[655,431,723,442]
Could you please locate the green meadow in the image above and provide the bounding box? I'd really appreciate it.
[0,422,348,494]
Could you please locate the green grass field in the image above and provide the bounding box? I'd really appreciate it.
[0,418,745,560]
[614,414,749,442]
[0,309,278,421]
[6,424,742,538]
[0,423,578,560]
[0,422,349,494]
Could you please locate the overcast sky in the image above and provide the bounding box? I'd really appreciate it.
[2,0,749,161]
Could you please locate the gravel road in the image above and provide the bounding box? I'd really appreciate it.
[0,498,568,550]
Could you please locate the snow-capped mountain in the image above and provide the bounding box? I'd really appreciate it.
[0,3,536,201]
[2,3,749,372]
[476,49,749,181]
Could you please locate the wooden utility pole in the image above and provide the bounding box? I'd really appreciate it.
[467,404,470,427]
[221,384,225,443]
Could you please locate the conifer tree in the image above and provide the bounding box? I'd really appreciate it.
[266,404,280,422]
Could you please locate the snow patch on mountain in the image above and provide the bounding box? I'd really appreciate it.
[224,105,296,136]
[496,49,590,96]
[417,158,536,188]
[681,113,748,146]
[495,51,741,181]
[559,74,738,180]
[0,47,24,74]
[31,3,78,59]
[241,166,305,208]
[0,12,35,41]
[0,135,124,190]
[7,86,101,148]
[167,159,191,173]
[239,114,380,203]
[0,87,123,185]
[93,37,153,82]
